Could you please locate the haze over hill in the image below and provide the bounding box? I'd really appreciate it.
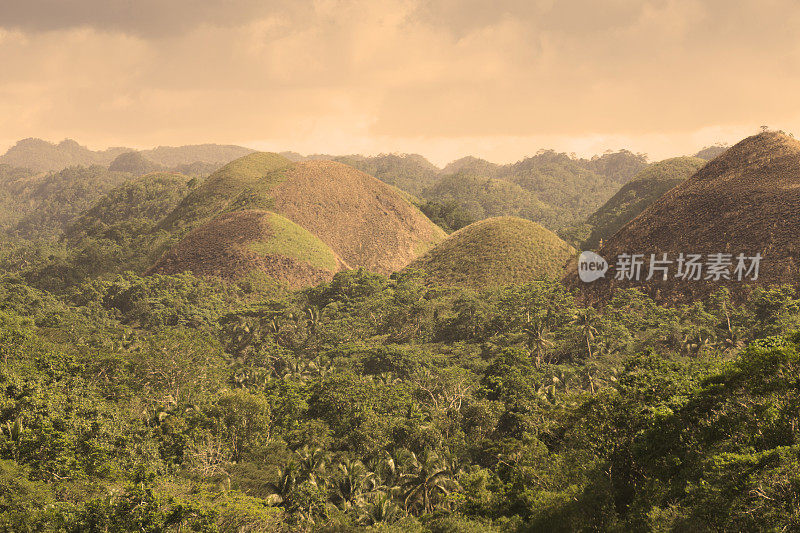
[0,138,255,173]
[568,131,800,303]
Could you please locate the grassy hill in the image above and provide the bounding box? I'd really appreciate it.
[581,156,707,250]
[405,216,575,288]
[569,132,800,303]
[225,159,446,274]
[158,152,293,234]
[148,209,346,289]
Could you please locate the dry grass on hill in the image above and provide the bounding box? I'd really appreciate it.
[228,160,447,274]
[567,132,800,303]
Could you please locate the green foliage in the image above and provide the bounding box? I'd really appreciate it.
[581,157,706,249]
[422,149,648,232]
[419,200,476,233]
[11,165,134,239]
[334,154,441,197]
[0,183,799,532]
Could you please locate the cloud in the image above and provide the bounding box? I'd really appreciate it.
[0,1,310,36]
[1,0,800,163]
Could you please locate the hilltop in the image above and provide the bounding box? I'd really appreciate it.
[581,157,707,250]
[148,209,346,289]
[158,152,293,234]
[441,156,502,177]
[225,159,446,273]
[568,132,800,303]
[694,144,729,160]
[108,151,166,175]
[404,216,575,288]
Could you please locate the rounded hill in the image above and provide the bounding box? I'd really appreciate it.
[147,209,347,289]
[568,132,800,303]
[158,152,292,234]
[404,216,575,288]
[581,157,706,250]
[108,151,165,175]
[222,159,446,274]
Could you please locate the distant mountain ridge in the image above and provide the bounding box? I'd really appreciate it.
[0,138,255,173]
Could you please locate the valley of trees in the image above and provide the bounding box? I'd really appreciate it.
[3,266,800,531]
[3,138,797,532]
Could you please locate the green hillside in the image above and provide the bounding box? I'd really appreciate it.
[158,152,292,234]
[419,149,648,233]
[66,172,193,243]
[581,156,707,249]
[405,216,575,288]
[10,165,134,238]
[421,173,558,229]
[332,154,440,196]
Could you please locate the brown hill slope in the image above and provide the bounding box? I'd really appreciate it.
[148,209,347,289]
[224,159,447,274]
[567,132,800,303]
[405,216,575,288]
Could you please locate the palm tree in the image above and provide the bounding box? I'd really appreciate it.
[333,459,377,510]
[264,461,300,505]
[295,445,331,485]
[359,493,402,525]
[524,320,553,367]
[574,309,599,359]
[399,450,458,514]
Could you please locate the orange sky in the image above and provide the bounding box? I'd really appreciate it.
[1,0,799,165]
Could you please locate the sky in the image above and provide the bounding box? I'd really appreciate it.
[1,0,799,166]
